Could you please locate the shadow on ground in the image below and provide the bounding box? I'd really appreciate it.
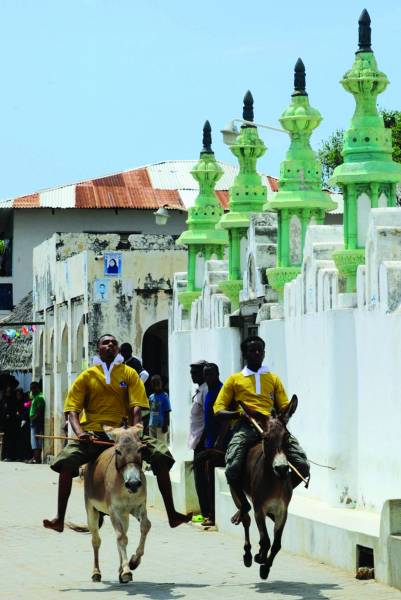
[252,580,341,598]
[60,581,209,599]
[61,579,341,599]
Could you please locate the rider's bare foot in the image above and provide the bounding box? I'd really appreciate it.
[231,510,245,525]
[168,512,193,528]
[43,518,64,532]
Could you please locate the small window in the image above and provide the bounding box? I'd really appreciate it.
[0,239,12,276]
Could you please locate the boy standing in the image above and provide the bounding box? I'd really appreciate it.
[149,375,171,443]
[29,382,45,464]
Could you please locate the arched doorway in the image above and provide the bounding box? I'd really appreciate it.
[142,320,168,387]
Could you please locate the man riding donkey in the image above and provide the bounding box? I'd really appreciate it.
[214,335,310,526]
[43,334,191,533]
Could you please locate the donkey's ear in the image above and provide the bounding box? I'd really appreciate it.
[280,394,298,424]
[103,425,119,441]
[132,423,144,436]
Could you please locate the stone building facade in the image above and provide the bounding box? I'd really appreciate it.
[32,232,186,457]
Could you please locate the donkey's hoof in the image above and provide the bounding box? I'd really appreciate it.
[243,552,252,568]
[119,571,132,584]
[259,564,270,580]
[129,556,141,570]
[254,553,265,564]
[91,572,101,582]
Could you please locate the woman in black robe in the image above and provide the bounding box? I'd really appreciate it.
[1,385,21,461]
[16,388,32,461]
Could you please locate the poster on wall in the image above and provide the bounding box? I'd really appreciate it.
[104,252,122,276]
[93,278,109,303]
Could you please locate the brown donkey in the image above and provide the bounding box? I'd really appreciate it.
[83,425,151,583]
[240,395,299,580]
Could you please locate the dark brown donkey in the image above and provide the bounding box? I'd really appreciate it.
[240,395,299,580]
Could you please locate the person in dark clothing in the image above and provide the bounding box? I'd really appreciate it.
[16,388,32,461]
[1,385,21,461]
[120,343,149,383]
[120,342,150,433]
[195,363,231,526]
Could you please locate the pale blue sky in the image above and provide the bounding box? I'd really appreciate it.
[0,0,401,199]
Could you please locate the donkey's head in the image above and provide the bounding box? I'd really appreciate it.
[262,395,298,480]
[104,425,145,493]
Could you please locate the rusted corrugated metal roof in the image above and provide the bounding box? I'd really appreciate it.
[267,176,278,192]
[0,161,280,211]
[215,191,229,210]
[13,193,40,208]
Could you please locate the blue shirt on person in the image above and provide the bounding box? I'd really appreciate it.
[149,392,171,428]
[203,382,225,449]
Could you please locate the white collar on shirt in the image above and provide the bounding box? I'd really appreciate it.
[242,365,269,394]
[92,353,124,384]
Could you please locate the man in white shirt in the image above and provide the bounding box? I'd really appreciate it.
[188,360,209,518]
[188,360,208,450]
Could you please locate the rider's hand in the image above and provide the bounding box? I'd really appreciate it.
[78,431,92,442]
[238,402,258,418]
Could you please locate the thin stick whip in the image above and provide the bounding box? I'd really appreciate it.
[240,409,309,486]
[35,434,114,447]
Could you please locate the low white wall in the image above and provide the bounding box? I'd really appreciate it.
[354,310,401,510]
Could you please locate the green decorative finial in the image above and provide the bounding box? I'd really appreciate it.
[243,90,254,123]
[358,9,372,53]
[330,10,401,293]
[265,59,336,297]
[293,58,307,96]
[176,121,228,309]
[218,91,267,305]
[202,120,213,153]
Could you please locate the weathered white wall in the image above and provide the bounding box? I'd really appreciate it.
[13,209,186,304]
[33,232,187,457]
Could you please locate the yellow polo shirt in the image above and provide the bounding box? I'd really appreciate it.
[64,363,149,432]
[213,368,289,417]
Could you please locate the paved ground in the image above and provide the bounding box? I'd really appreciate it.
[1,462,400,600]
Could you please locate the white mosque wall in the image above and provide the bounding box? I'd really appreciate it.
[168,207,401,587]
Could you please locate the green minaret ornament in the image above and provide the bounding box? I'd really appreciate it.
[265,59,336,296]
[176,121,228,312]
[330,9,401,293]
[218,91,267,308]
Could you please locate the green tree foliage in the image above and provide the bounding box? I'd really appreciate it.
[318,109,401,188]
[317,129,344,188]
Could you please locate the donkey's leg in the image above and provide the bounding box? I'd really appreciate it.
[260,512,287,580]
[242,511,252,568]
[129,507,151,571]
[254,508,270,565]
[110,510,132,584]
[87,503,102,582]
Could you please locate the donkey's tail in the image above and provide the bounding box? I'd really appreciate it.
[191,448,226,469]
[65,522,89,532]
[66,512,105,533]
